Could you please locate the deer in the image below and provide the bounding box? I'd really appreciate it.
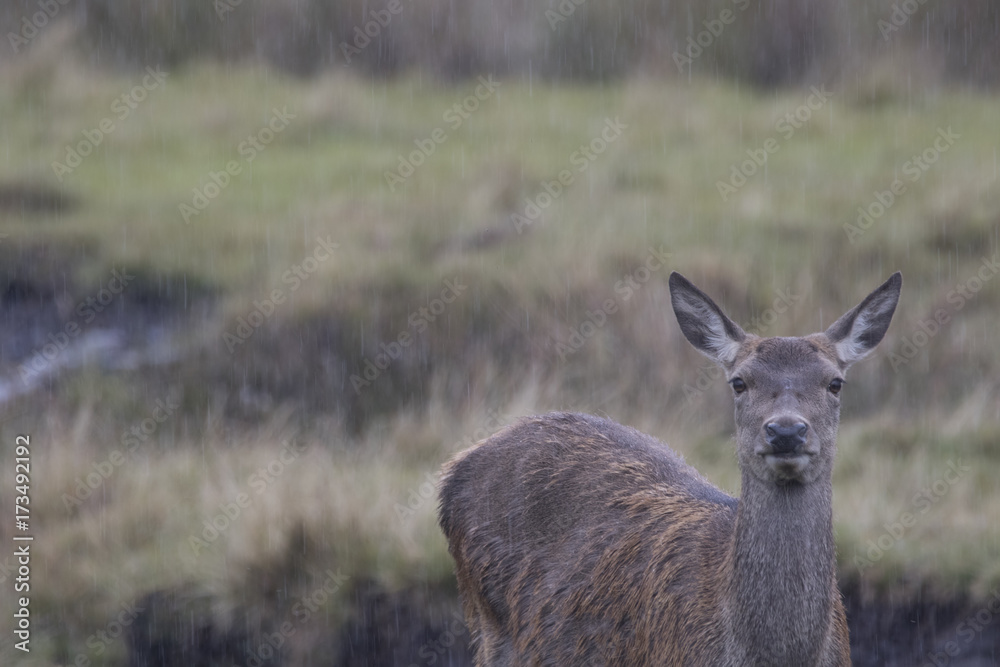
[437,271,902,666]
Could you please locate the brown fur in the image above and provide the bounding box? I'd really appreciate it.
[438,272,900,666]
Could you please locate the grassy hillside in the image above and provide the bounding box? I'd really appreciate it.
[0,56,999,664]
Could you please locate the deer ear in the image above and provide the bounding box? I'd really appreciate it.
[824,272,902,367]
[669,272,746,367]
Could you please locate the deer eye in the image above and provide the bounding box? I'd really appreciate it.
[730,377,747,394]
[828,378,844,395]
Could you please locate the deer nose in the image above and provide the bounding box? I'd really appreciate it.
[765,421,808,454]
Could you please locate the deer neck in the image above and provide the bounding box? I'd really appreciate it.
[725,470,837,665]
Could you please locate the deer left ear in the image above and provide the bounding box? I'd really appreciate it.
[669,272,747,367]
[823,272,902,368]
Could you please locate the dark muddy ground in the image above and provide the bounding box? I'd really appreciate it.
[125,580,999,666]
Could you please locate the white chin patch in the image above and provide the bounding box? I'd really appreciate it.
[764,454,811,480]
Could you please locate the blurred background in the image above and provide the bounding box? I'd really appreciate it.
[0,0,998,664]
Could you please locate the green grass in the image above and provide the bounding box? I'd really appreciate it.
[1,54,999,663]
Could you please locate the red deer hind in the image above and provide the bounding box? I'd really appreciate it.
[438,271,901,666]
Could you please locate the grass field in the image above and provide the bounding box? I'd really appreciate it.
[1,53,999,663]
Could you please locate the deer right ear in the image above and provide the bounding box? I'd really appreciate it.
[823,272,902,368]
[669,272,746,367]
